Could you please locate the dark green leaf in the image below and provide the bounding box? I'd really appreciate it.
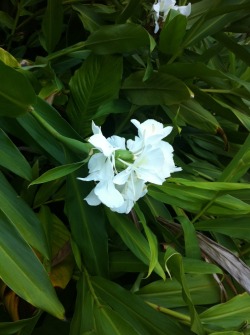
[67,54,122,136]
[85,23,150,54]
[122,71,192,105]
[0,61,36,117]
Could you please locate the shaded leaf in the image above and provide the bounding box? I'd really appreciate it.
[0,171,48,257]
[0,61,36,117]
[122,71,192,105]
[67,54,122,136]
[0,214,64,319]
[41,0,63,53]
[85,23,150,54]
[0,128,32,180]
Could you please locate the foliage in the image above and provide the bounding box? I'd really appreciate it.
[0,0,250,334]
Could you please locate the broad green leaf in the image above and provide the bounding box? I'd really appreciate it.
[85,23,150,54]
[159,14,187,55]
[0,214,65,319]
[0,61,36,117]
[200,293,250,330]
[134,204,165,279]
[67,54,122,136]
[165,247,204,335]
[94,305,141,335]
[66,163,108,276]
[106,209,165,279]
[92,276,186,335]
[0,171,48,257]
[122,71,192,105]
[0,48,19,67]
[164,100,221,134]
[29,160,87,186]
[70,273,95,335]
[72,4,104,32]
[41,0,63,53]
[195,217,250,240]
[0,128,32,180]
[137,274,221,308]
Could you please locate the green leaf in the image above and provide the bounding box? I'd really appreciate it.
[70,273,95,335]
[0,311,41,335]
[164,99,221,134]
[116,0,142,24]
[169,178,250,191]
[134,204,165,279]
[137,274,221,308]
[72,4,104,32]
[94,305,141,335]
[66,164,108,276]
[200,293,250,330]
[41,0,63,53]
[0,11,14,29]
[0,60,36,117]
[165,247,204,335]
[0,128,32,180]
[159,14,187,55]
[195,217,250,240]
[122,71,192,105]
[106,209,165,279]
[85,23,150,54]
[29,160,87,186]
[67,54,122,136]
[149,184,250,216]
[0,213,65,319]
[92,276,185,335]
[0,48,19,67]
[0,171,49,257]
[219,134,250,182]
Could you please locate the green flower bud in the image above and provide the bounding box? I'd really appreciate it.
[115,149,134,171]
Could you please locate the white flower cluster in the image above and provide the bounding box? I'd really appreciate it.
[153,0,191,33]
[78,119,181,214]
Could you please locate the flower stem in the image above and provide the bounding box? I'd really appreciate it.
[146,301,191,325]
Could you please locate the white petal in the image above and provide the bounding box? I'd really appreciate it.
[88,133,115,157]
[91,121,102,135]
[174,3,191,16]
[113,168,132,185]
[108,135,126,150]
[94,180,124,208]
[84,189,101,206]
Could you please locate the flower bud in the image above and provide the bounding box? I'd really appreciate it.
[115,149,134,171]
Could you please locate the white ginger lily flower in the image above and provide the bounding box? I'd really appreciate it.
[153,0,191,33]
[79,119,181,214]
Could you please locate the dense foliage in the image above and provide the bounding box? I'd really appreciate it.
[0,0,250,334]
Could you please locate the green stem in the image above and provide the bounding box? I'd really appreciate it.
[30,108,91,155]
[191,195,218,225]
[146,301,191,325]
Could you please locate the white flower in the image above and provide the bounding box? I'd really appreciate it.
[79,119,181,214]
[153,0,191,33]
